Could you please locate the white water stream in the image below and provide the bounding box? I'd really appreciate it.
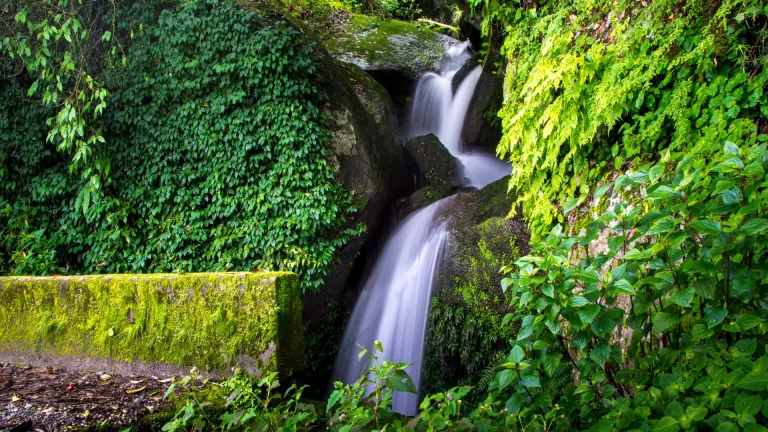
[409,41,510,188]
[332,41,509,416]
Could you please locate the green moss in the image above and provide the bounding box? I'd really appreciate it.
[0,272,303,376]
[325,14,452,77]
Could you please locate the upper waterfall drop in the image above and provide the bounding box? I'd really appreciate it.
[408,41,510,188]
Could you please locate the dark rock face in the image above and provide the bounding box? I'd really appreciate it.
[297,22,407,327]
[405,134,464,188]
[416,0,466,24]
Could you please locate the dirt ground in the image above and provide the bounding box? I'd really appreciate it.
[0,363,176,431]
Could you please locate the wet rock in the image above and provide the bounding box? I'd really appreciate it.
[325,14,458,80]
[405,134,464,188]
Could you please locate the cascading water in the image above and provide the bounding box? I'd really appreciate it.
[409,41,510,188]
[332,198,453,415]
[333,41,510,416]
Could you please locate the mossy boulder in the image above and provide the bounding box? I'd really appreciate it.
[423,177,530,395]
[405,134,464,188]
[325,14,458,80]
[0,272,303,377]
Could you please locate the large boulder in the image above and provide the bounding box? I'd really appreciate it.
[325,14,458,80]
[405,134,464,188]
[423,176,530,395]
[263,9,407,325]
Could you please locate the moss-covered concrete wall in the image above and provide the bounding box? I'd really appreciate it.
[0,272,302,376]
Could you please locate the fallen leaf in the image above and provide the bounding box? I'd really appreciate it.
[12,394,21,402]
[130,379,147,385]
[126,386,147,394]
[101,374,112,381]
[66,384,77,391]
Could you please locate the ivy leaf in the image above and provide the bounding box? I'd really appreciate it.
[590,344,611,369]
[704,307,727,328]
[653,312,678,333]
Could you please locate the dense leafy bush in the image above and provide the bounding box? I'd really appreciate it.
[492,132,768,430]
[1,0,357,292]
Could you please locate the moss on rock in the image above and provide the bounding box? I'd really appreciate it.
[405,134,464,188]
[325,14,458,79]
[0,272,303,376]
[423,176,530,396]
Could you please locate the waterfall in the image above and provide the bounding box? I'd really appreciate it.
[332,41,510,416]
[332,198,453,415]
[409,41,510,188]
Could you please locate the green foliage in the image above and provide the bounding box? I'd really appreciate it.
[1,0,358,292]
[1,0,125,204]
[476,0,768,239]
[424,220,520,399]
[264,0,420,23]
[493,132,768,429]
[162,370,316,431]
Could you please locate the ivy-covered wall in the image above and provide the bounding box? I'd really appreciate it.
[0,0,356,293]
[0,272,303,376]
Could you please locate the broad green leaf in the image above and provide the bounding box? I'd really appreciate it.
[569,296,590,307]
[704,307,728,328]
[653,416,680,432]
[736,371,768,391]
[509,345,525,363]
[739,218,768,236]
[590,344,611,369]
[691,220,722,235]
[653,312,679,333]
[498,369,517,391]
[613,279,636,295]
[578,304,602,325]
[519,367,541,388]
